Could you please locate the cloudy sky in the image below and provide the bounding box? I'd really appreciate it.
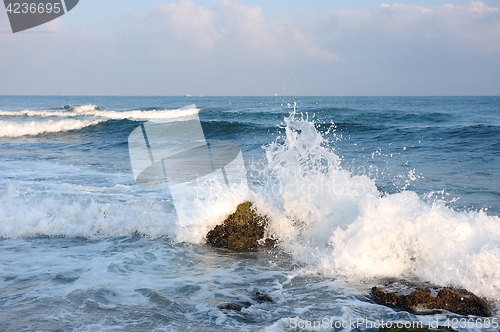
[1,0,499,95]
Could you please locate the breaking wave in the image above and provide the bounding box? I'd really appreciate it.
[0,104,201,137]
[1,110,499,302]
[250,112,500,300]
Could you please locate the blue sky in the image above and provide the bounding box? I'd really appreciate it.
[1,0,499,95]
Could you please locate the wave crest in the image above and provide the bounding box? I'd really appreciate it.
[0,119,102,137]
[0,104,201,137]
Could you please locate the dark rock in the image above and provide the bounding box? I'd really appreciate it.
[252,292,274,304]
[217,291,274,313]
[218,303,244,312]
[372,285,491,317]
[216,301,257,323]
[206,202,275,250]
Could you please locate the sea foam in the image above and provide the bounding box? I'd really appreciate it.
[0,119,102,137]
[1,109,499,301]
[0,105,201,137]
[0,184,172,238]
[251,112,500,300]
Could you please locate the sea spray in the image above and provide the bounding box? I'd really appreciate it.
[253,111,500,300]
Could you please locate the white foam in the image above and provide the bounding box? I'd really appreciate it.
[0,104,201,120]
[0,105,201,137]
[252,112,500,300]
[0,164,247,244]
[0,142,247,244]
[0,183,173,238]
[2,108,499,303]
[0,104,100,118]
[0,119,103,137]
[173,178,250,244]
[93,108,201,121]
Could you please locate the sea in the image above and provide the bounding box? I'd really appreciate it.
[0,96,499,331]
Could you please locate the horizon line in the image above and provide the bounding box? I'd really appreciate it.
[1,95,500,98]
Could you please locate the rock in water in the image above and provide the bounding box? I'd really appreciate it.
[371,286,491,317]
[206,202,273,250]
[252,292,274,304]
[218,303,244,312]
[217,291,274,312]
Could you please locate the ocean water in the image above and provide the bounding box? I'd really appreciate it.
[0,96,499,331]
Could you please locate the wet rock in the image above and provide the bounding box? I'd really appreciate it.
[372,283,491,317]
[206,202,275,250]
[217,291,274,313]
[216,301,257,323]
[252,292,274,304]
[218,303,245,312]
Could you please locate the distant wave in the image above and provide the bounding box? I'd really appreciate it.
[0,119,103,137]
[0,104,201,120]
[0,105,201,137]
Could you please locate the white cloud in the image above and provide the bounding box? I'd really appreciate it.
[121,0,500,64]
[129,0,341,63]
[219,0,341,62]
[218,0,281,51]
[144,0,222,53]
[435,1,500,54]
[326,1,500,54]
[291,31,342,63]
[465,0,499,14]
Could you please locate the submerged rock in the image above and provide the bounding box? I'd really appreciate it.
[218,303,245,312]
[371,284,491,317]
[252,292,274,304]
[206,202,274,250]
[217,292,274,313]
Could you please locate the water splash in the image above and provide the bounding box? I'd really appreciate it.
[252,112,500,300]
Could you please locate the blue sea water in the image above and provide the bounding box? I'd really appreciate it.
[0,96,499,331]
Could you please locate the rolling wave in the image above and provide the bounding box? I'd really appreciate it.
[0,105,201,137]
[0,119,103,137]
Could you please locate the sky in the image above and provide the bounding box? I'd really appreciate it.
[1,0,499,96]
